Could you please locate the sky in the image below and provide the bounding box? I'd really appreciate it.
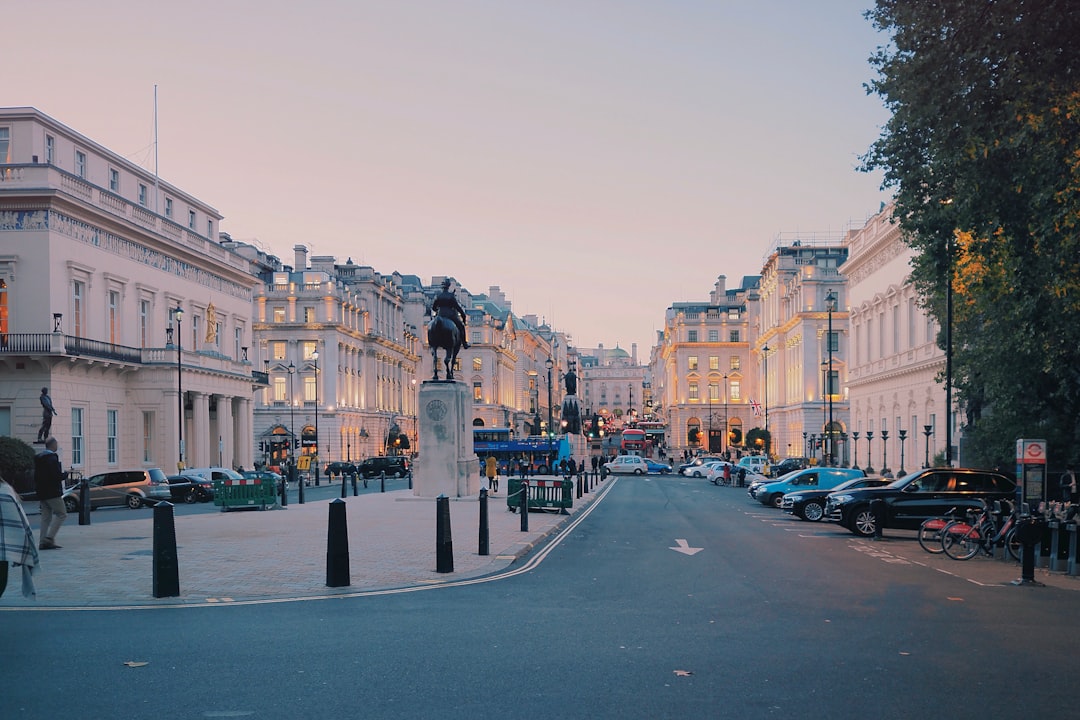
[7,0,891,354]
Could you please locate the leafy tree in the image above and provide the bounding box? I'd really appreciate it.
[861,1,1080,468]
[0,436,37,491]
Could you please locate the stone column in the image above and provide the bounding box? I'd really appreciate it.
[217,394,234,468]
[414,380,477,498]
[192,392,210,467]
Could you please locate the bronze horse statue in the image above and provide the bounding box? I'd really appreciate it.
[428,315,462,380]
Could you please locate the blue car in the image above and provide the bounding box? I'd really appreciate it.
[645,459,673,474]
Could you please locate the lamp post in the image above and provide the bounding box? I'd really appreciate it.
[169,304,184,471]
[707,383,714,454]
[923,424,934,468]
[898,428,908,476]
[865,431,874,475]
[312,349,320,487]
[825,289,836,467]
[762,344,770,459]
[723,374,729,458]
[546,357,554,473]
[852,431,860,470]
[289,361,302,504]
[880,429,890,475]
[820,360,829,466]
[802,431,808,459]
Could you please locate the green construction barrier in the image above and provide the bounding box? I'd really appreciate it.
[506,477,573,514]
[213,477,277,511]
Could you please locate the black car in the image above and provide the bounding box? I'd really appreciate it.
[781,476,891,521]
[825,467,1016,537]
[324,461,357,478]
[166,474,214,503]
[770,457,810,477]
[357,456,410,479]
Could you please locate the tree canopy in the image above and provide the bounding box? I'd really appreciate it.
[861,0,1080,468]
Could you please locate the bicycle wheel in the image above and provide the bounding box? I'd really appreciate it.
[918,518,948,554]
[1004,527,1022,562]
[941,521,981,560]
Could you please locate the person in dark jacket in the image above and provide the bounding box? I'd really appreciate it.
[34,437,67,550]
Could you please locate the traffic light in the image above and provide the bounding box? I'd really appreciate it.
[294,438,300,449]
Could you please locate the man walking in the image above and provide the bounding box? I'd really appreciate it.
[35,437,67,550]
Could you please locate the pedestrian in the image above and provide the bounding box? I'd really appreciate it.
[738,467,746,488]
[567,457,577,480]
[723,463,731,486]
[485,455,498,493]
[0,473,39,599]
[1061,465,1077,503]
[34,437,67,550]
[37,386,57,443]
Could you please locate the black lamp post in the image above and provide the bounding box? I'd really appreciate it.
[169,304,184,471]
[802,431,808,458]
[923,424,934,468]
[546,357,554,473]
[865,431,874,475]
[289,361,302,504]
[762,344,770,458]
[820,360,829,465]
[723,374,729,458]
[880,429,890,475]
[852,431,860,470]
[898,428,908,476]
[313,349,320,487]
[825,289,836,467]
[810,434,818,462]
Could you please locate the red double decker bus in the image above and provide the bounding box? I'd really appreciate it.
[620,428,647,455]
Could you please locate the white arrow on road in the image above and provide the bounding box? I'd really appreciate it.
[669,539,704,556]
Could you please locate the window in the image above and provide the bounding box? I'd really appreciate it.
[730,355,741,370]
[138,300,150,347]
[826,370,839,396]
[891,305,899,354]
[908,297,917,349]
[191,315,200,349]
[188,209,196,229]
[207,219,213,238]
[728,308,740,320]
[708,382,719,401]
[107,409,118,464]
[689,382,699,400]
[109,168,120,192]
[878,312,885,357]
[142,412,153,463]
[138,183,148,207]
[730,381,742,401]
[472,357,482,372]
[235,327,242,359]
[108,290,120,344]
[688,330,698,343]
[274,377,287,402]
[827,331,839,353]
[304,375,316,403]
[304,306,315,323]
[0,128,8,170]
[688,356,698,371]
[75,150,86,178]
[471,331,480,346]
[271,341,286,360]
[473,381,483,402]
[165,197,173,218]
[272,307,286,323]
[72,280,85,337]
[302,341,317,360]
[708,330,718,342]
[709,356,720,371]
[71,408,84,467]
[45,135,55,164]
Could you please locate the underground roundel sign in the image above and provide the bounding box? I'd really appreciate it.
[1016,439,1047,465]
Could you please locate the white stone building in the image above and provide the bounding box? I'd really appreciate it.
[0,107,261,474]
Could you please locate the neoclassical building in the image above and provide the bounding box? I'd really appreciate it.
[0,107,261,474]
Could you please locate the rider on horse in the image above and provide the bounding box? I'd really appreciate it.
[432,279,469,349]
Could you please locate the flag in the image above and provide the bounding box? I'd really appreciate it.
[750,398,762,416]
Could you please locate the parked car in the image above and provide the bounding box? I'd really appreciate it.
[357,456,410,479]
[677,456,726,475]
[704,461,739,484]
[76,468,172,510]
[166,473,215,503]
[782,476,892,521]
[16,473,82,514]
[747,471,798,499]
[770,457,810,477]
[324,461,357,478]
[825,467,1017,537]
[645,459,673,474]
[683,461,726,478]
[755,467,866,508]
[738,455,769,476]
[242,470,285,492]
[603,455,650,475]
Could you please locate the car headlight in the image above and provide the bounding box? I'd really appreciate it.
[830,494,853,504]
[786,494,804,503]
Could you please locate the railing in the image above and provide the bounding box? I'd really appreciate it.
[0,333,54,353]
[64,336,144,363]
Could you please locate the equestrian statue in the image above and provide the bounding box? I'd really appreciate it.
[428,278,469,381]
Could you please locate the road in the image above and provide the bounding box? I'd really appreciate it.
[3,475,1077,719]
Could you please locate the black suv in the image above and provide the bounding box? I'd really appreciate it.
[357,456,410,479]
[826,467,1016,537]
[324,461,357,478]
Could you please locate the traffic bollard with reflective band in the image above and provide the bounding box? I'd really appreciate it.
[436,495,453,573]
[520,481,529,532]
[326,498,350,587]
[478,488,489,556]
[152,501,180,598]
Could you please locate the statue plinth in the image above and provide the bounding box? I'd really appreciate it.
[414,380,478,497]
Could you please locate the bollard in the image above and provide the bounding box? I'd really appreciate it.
[519,480,529,532]
[436,495,454,573]
[583,471,589,494]
[280,472,288,508]
[478,488,489,556]
[326,498,350,587]
[408,470,413,491]
[1011,517,1045,586]
[870,499,885,541]
[1068,523,1077,577]
[293,464,305,505]
[152,501,180,598]
[380,470,386,493]
[1049,521,1062,572]
[78,476,90,526]
[577,475,583,499]
[340,472,347,499]
[351,472,358,497]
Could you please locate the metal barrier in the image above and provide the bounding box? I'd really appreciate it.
[506,477,573,514]
[213,477,277,511]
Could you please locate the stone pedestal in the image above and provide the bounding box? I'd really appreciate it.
[414,380,478,497]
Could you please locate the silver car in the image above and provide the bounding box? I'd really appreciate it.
[80,468,173,510]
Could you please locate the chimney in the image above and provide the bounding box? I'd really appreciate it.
[710,275,727,304]
[293,244,308,271]
[631,343,638,365]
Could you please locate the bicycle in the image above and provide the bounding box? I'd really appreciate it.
[940,500,1022,561]
[917,507,960,554]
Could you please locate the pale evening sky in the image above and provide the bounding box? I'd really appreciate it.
[7,0,890,354]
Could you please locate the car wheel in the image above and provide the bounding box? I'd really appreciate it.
[634,469,644,475]
[850,506,877,537]
[63,495,79,514]
[770,493,783,508]
[802,501,825,522]
[126,493,145,509]
[183,488,199,504]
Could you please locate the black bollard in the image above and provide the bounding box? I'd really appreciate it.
[520,480,529,532]
[280,472,288,508]
[351,472,358,497]
[326,498,350,587]
[380,470,386,493]
[340,472,347,499]
[871,499,885,541]
[1011,517,1046,586]
[478,488,489,556]
[152,501,180,598]
[436,495,454,573]
[78,476,90,526]
[293,464,304,505]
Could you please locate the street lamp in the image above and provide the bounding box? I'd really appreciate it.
[898,428,908,476]
[923,424,934,468]
[880,429,890,475]
[546,357,554,473]
[312,348,320,487]
[825,289,836,467]
[852,431,860,470]
[723,374,729,458]
[864,431,874,475]
[169,304,184,471]
[820,360,829,466]
[289,361,302,504]
[762,344,770,459]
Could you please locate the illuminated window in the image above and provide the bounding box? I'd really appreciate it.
[473,357,482,372]
[688,356,698,371]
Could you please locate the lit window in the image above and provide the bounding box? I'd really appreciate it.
[688,356,698,371]
[473,381,482,402]
[302,341,317,360]
[473,357,482,372]
[689,382,699,400]
[304,307,315,323]
[709,356,719,371]
[273,307,286,323]
[730,381,742,401]
[730,355,741,370]
[272,341,286,360]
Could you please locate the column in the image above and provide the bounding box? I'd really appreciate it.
[164,388,182,472]
[217,394,234,468]
[192,392,211,467]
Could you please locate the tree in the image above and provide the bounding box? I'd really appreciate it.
[0,436,37,493]
[861,1,1080,468]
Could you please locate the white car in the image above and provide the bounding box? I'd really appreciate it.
[603,455,650,475]
[683,460,725,478]
[704,461,739,484]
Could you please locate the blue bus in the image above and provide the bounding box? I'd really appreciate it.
[473,428,571,475]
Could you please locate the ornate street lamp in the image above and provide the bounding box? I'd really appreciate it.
[168,304,184,471]
[546,357,554,473]
[312,348,320,487]
[898,428,908,476]
[864,431,875,475]
[762,344,770,458]
[824,289,837,467]
[880,429,890,475]
[852,431,860,470]
[923,424,934,468]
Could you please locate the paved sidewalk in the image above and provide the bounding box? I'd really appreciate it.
[1,479,611,610]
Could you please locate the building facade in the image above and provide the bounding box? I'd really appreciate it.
[0,107,262,474]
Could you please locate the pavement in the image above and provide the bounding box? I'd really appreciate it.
[0,476,613,610]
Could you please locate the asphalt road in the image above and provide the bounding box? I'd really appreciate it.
[3,475,1077,719]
